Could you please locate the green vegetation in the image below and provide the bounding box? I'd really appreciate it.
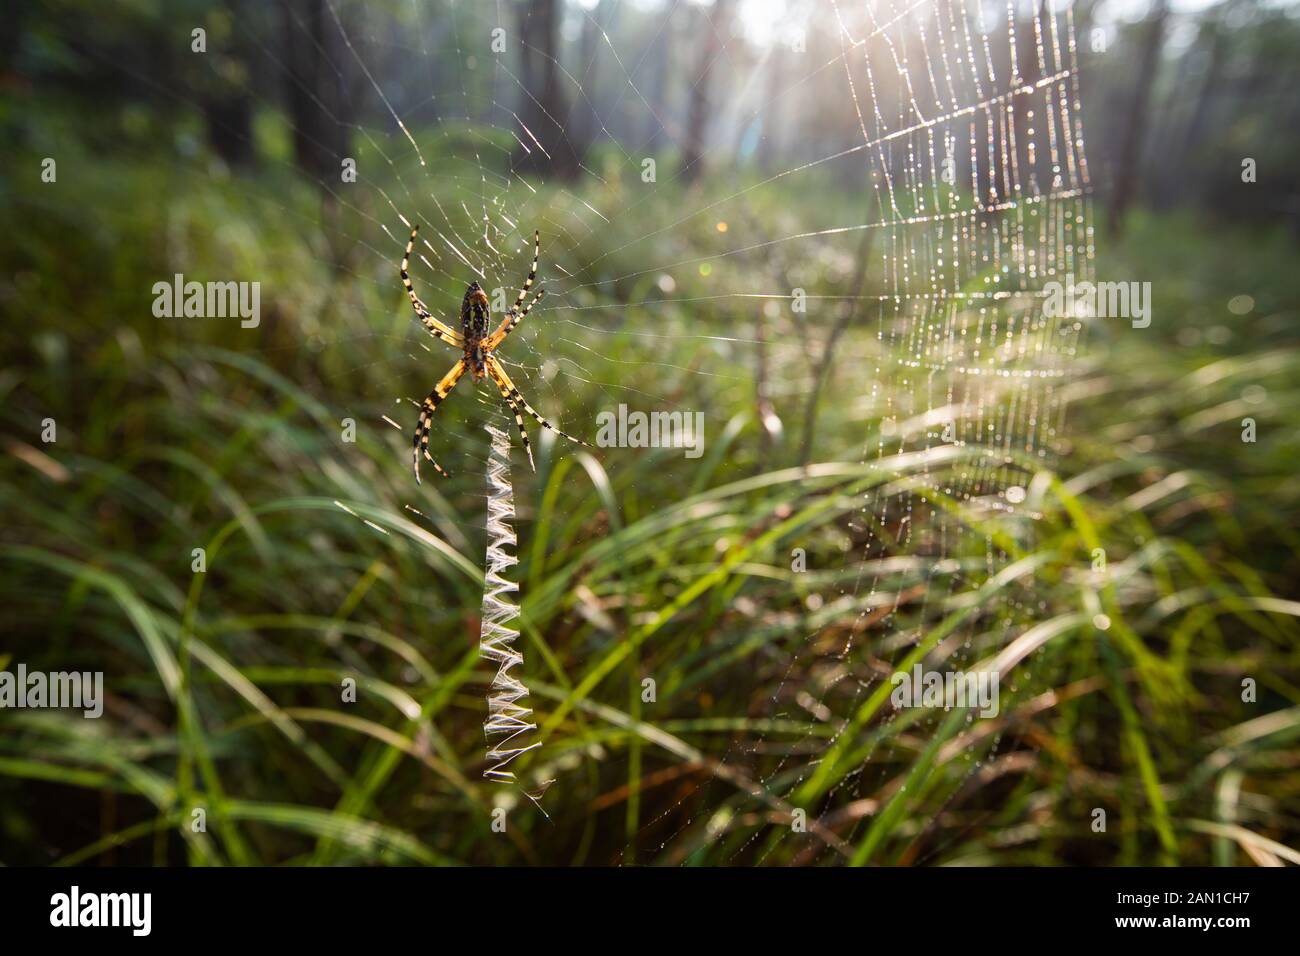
[3,128,1299,866]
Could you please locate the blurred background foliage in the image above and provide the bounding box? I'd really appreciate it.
[1,0,1298,866]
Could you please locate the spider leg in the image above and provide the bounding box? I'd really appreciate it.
[401,225,464,349]
[485,230,542,349]
[412,358,468,483]
[505,230,540,319]
[486,355,590,453]
[486,287,545,350]
[495,385,537,473]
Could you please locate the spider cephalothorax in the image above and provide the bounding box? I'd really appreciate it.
[399,224,588,482]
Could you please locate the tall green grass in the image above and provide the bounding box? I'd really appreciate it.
[2,146,1298,865]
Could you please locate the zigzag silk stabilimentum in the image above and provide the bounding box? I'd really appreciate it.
[478,426,547,800]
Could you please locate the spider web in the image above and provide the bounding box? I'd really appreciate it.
[267,0,1093,864]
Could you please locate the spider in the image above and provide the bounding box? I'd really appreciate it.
[400,224,588,482]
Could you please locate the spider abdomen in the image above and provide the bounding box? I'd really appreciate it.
[461,282,492,378]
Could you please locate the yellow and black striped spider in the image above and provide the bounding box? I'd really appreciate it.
[400,224,588,482]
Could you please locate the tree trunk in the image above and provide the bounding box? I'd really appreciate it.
[513,0,581,179]
[280,0,351,184]
[756,44,787,172]
[568,0,615,163]
[204,95,255,168]
[1146,19,1218,209]
[681,0,732,183]
[1106,0,1170,236]
[198,0,255,168]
